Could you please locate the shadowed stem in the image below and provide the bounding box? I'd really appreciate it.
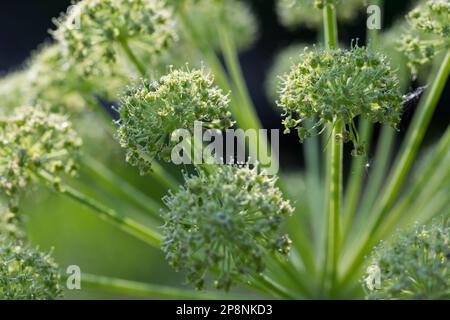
[341,49,450,287]
[34,170,162,248]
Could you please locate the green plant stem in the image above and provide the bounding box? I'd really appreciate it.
[35,170,162,248]
[328,120,343,291]
[320,3,339,295]
[118,38,146,76]
[323,4,338,50]
[80,273,249,299]
[82,156,163,219]
[341,49,450,287]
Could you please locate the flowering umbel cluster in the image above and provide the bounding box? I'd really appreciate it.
[400,0,450,77]
[161,164,293,291]
[277,46,403,155]
[277,0,365,29]
[363,219,449,300]
[0,106,81,212]
[0,235,62,300]
[116,67,234,175]
[52,0,176,76]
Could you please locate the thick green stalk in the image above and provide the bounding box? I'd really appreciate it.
[35,170,162,248]
[328,120,344,289]
[81,273,248,299]
[341,49,450,287]
[320,3,339,295]
[323,4,338,50]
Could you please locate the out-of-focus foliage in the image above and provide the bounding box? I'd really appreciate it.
[266,44,309,102]
[0,106,81,212]
[52,0,176,76]
[0,233,62,300]
[363,218,450,299]
[277,0,367,29]
[178,0,258,51]
[399,0,450,77]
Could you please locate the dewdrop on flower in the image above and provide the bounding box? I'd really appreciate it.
[161,164,293,291]
[116,67,234,175]
[0,106,82,212]
[276,0,366,30]
[400,0,450,77]
[277,45,403,156]
[52,0,176,76]
[362,218,449,300]
[0,235,62,300]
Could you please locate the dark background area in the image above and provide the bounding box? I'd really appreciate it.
[0,0,448,168]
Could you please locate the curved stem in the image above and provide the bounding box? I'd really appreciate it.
[341,49,450,287]
[80,273,249,299]
[82,155,163,219]
[35,170,162,248]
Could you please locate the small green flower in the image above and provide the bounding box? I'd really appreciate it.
[52,0,176,76]
[0,236,62,300]
[162,164,293,291]
[277,46,403,155]
[0,106,81,212]
[116,67,234,175]
[277,0,366,30]
[399,0,450,77]
[363,218,450,300]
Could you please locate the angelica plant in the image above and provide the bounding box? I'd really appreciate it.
[0,106,81,212]
[363,218,449,300]
[116,67,234,174]
[0,0,449,301]
[278,46,403,154]
[162,164,293,291]
[400,0,450,77]
[52,0,176,77]
[0,235,62,300]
